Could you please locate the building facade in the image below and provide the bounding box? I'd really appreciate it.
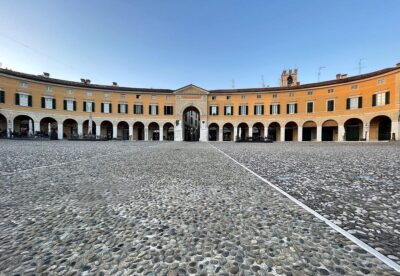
[0,64,399,142]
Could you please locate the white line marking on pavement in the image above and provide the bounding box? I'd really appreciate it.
[208,143,400,273]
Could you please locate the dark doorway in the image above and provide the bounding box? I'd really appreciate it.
[183,106,200,141]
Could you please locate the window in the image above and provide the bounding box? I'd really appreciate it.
[16,93,32,107]
[104,92,109,98]
[270,104,280,115]
[67,89,73,95]
[134,104,143,114]
[272,94,277,99]
[119,104,127,114]
[351,84,358,90]
[239,105,248,115]
[257,94,261,99]
[241,95,246,100]
[209,105,218,116]
[42,97,55,109]
[212,96,216,101]
[307,91,313,96]
[86,91,92,97]
[20,82,28,88]
[101,103,112,113]
[328,88,334,93]
[327,100,335,112]
[377,79,385,85]
[136,95,141,99]
[164,105,173,115]
[224,105,233,115]
[64,99,76,111]
[84,101,94,112]
[307,102,314,113]
[166,95,171,100]
[254,104,264,115]
[149,104,158,115]
[120,94,126,100]
[287,103,297,114]
[289,92,294,97]
[346,97,362,110]
[373,92,390,106]
[0,90,5,103]
[151,95,156,100]
[226,96,231,100]
[46,86,53,92]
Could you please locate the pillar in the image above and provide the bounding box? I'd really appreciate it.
[391,121,399,141]
[34,121,40,133]
[174,121,183,141]
[248,126,253,138]
[316,126,322,142]
[113,125,117,139]
[234,126,238,141]
[144,126,149,141]
[58,124,63,140]
[78,124,83,137]
[338,125,345,141]
[96,125,101,138]
[219,128,223,141]
[7,119,13,138]
[280,127,285,142]
[129,125,133,140]
[199,120,208,142]
[159,126,164,141]
[298,126,303,142]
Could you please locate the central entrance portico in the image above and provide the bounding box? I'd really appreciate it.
[173,84,209,141]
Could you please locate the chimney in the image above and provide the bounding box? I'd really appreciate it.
[336,73,348,80]
[43,72,50,78]
[112,82,118,86]
[296,82,300,86]
[80,78,86,83]
[396,63,400,67]
[85,79,91,84]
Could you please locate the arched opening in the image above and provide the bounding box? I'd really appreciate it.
[13,115,34,137]
[322,120,338,141]
[285,121,298,141]
[223,123,234,141]
[63,119,78,139]
[183,106,200,141]
[100,120,113,140]
[208,123,219,141]
[369,116,391,141]
[148,122,160,141]
[40,117,58,139]
[237,123,249,141]
[267,122,281,141]
[302,121,317,141]
[133,122,144,140]
[252,122,265,141]
[344,118,363,141]
[163,123,174,141]
[0,113,8,138]
[117,121,129,140]
[83,119,96,137]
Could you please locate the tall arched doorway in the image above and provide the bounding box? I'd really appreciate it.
[268,122,280,141]
[117,121,129,140]
[223,123,234,141]
[63,119,78,139]
[208,123,219,141]
[148,122,160,141]
[322,120,338,141]
[252,122,264,141]
[100,120,113,140]
[302,121,317,141]
[40,117,58,139]
[0,113,8,138]
[163,123,174,141]
[285,121,298,141]
[344,118,363,141]
[14,115,34,137]
[369,116,391,141]
[133,122,144,140]
[183,106,200,141]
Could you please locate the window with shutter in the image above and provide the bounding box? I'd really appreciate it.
[307,102,313,113]
[0,90,5,103]
[358,97,362,108]
[28,95,32,107]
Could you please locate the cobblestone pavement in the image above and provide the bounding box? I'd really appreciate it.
[214,142,400,266]
[0,141,398,275]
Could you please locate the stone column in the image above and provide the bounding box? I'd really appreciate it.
[219,128,223,141]
[298,126,303,142]
[57,124,63,140]
[338,125,345,141]
[199,120,208,142]
[129,125,133,140]
[7,119,13,138]
[144,126,149,141]
[391,121,399,141]
[174,121,183,141]
[113,125,117,139]
[280,127,285,142]
[316,126,322,142]
[159,126,164,141]
[96,125,101,138]
[233,126,238,141]
[248,126,253,138]
[78,124,83,137]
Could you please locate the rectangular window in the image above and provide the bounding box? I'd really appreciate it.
[307,102,314,113]
[166,95,171,100]
[351,84,358,90]
[45,97,53,109]
[373,92,390,106]
[239,105,248,115]
[346,97,362,110]
[226,96,231,100]
[151,95,156,100]
[272,94,277,99]
[210,105,218,116]
[46,86,53,92]
[19,94,29,106]
[67,89,73,95]
[257,94,261,99]
[66,100,74,111]
[377,79,385,85]
[20,82,28,88]
[119,104,127,114]
[102,103,112,113]
[86,102,93,112]
[327,100,335,112]
[164,105,173,115]
[149,104,158,115]
[224,105,233,115]
[136,95,141,99]
[328,88,334,93]
[0,90,5,103]
[86,91,92,97]
[134,104,143,114]
[270,104,280,115]
[287,103,297,114]
[212,96,216,100]
[254,104,264,115]
[307,91,313,96]
[241,95,246,100]
[289,92,294,97]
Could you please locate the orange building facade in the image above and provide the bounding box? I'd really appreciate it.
[0,64,399,142]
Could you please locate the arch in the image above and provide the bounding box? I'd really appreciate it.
[148,122,160,141]
[83,119,96,137]
[285,121,298,141]
[208,123,219,141]
[322,120,338,141]
[40,117,58,139]
[133,122,145,140]
[252,122,265,142]
[302,120,317,141]
[14,115,34,137]
[117,121,129,140]
[0,113,8,138]
[237,122,249,141]
[163,122,174,141]
[183,106,200,141]
[222,123,234,141]
[344,118,364,141]
[267,122,281,141]
[63,118,78,139]
[369,115,391,141]
[100,120,113,140]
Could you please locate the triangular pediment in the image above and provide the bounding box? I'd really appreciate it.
[174,84,209,95]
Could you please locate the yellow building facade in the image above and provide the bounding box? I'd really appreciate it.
[0,64,399,142]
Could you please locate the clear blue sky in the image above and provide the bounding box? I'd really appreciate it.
[0,0,399,89]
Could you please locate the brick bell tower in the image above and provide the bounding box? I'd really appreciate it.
[280,68,299,87]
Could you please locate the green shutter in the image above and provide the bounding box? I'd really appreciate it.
[286,104,289,114]
[109,104,112,113]
[118,104,121,113]
[294,104,298,114]
[385,91,390,104]
[83,101,86,112]
[92,102,95,112]
[358,97,362,108]
[277,104,280,114]
[346,98,350,109]
[73,101,77,111]
[64,100,67,110]
[0,91,4,103]
[28,95,32,107]
[372,94,377,106]
[53,98,56,109]
[15,93,19,105]
[41,97,45,108]
[269,105,272,114]
[101,103,104,113]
